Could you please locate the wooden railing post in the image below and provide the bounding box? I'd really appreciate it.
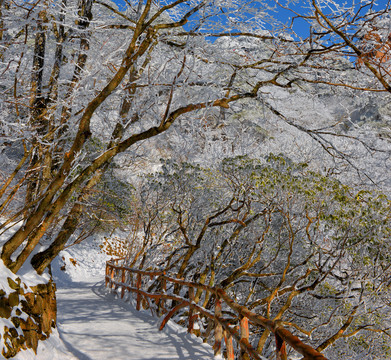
[224,330,234,360]
[136,273,142,311]
[214,298,223,357]
[105,262,109,287]
[240,316,250,360]
[110,264,115,290]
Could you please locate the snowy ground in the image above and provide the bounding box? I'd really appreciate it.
[7,237,215,359]
[56,282,215,360]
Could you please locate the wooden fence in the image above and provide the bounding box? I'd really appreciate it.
[105,258,327,360]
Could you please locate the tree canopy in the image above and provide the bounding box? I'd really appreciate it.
[0,0,390,357]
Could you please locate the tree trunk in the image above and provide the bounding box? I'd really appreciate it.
[25,9,48,208]
[31,168,104,274]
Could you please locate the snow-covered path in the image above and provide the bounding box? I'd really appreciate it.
[56,281,216,360]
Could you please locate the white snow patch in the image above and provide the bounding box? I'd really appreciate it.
[11,328,77,360]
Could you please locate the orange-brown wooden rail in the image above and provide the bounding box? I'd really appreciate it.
[105,258,327,360]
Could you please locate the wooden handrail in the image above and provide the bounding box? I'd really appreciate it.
[105,258,327,360]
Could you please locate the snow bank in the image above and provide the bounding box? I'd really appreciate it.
[11,328,76,360]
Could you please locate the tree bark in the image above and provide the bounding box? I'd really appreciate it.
[25,9,48,208]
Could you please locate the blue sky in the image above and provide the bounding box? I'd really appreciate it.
[281,0,391,39]
[113,0,390,40]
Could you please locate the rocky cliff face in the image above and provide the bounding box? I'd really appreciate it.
[1,276,56,358]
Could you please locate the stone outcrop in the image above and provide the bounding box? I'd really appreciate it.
[1,277,56,358]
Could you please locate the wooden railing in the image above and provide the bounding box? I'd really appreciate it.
[105,258,327,360]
